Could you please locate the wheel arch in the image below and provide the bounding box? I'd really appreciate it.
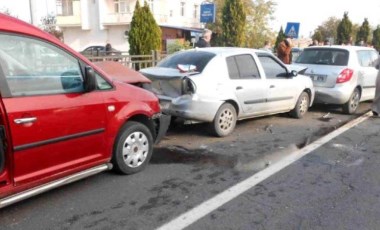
[224,99,240,117]
[127,114,156,141]
[302,88,313,107]
[355,85,362,99]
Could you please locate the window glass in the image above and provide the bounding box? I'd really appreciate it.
[227,55,260,79]
[369,51,379,67]
[0,33,83,97]
[258,56,287,78]
[157,51,215,73]
[56,0,73,16]
[96,73,112,90]
[193,4,198,18]
[226,56,239,79]
[180,2,185,16]
[235,55,260,79]
[295,48,349,66]
[114,0,130,13]
[357,51,372,67]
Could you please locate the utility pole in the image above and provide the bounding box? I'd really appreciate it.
[29,0,34,24]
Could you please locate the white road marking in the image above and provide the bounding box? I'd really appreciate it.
[156,111,372,230]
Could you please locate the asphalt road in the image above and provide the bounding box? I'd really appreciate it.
[0,102,374,230]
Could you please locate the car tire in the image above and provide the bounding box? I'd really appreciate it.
[112,121,153,175]
[290,92,309,118]
[210,103,237,137]
[342,88,360,114]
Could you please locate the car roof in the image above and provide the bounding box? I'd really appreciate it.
[189,47,261,56]
[303,45,376,52]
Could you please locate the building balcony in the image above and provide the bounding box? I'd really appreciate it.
[56,15,81,27]
[162,16,202,29]
[102,13,133,25]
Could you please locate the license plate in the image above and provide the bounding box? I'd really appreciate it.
[160,101,171,110]
[309,74,326,82]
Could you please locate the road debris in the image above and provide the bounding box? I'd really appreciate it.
[319,112,333,122]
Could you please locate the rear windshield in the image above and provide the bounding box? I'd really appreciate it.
[157,51,216,72]
[294,48,349,66]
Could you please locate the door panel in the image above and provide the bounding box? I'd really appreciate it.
[0,33,108,185]
[3,94,107,184]
[226,54,268,115]
[357,50,379,101]
[258,55,296,112]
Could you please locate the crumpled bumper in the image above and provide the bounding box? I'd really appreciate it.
[152,113,171,144]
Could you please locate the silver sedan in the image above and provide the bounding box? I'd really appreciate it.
[140,47,315,137]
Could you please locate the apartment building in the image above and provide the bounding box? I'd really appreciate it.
[56,0,204,52]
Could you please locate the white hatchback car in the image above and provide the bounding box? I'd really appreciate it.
[140,47,314,136]
[294,45,379,114]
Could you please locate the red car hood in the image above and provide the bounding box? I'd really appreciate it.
[93,61,151,84]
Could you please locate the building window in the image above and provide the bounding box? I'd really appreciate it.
[147,0,154,13]
[114,0,130,14]
[193,4,198,19]
[180,2,185,16]
[56,0,73,16]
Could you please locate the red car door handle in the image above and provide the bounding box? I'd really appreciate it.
[14,117,37,124]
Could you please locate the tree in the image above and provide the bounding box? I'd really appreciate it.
[337,12,353,45]
[311,30,323,43]
[274,26,285,50]
[209,0,275,47]
[222,0,246,47]
[207,0,224,46]
[40,15,63,40]
[167,40,191,54]
[313,17,340,44]
[356,18,371,45]
[128,1,161,55]
[244,0,276,48]
[351,23,360,45]
[372,26,380,51]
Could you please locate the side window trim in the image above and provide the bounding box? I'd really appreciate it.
[257,53,289,79]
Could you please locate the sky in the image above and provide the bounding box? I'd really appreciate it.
[272,0,380,38]
[0,0,55,25]
[1,0,380,39]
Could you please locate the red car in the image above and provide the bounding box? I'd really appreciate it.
[0,14,169,208]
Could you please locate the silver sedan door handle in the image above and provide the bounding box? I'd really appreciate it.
[14,117,37,124]
[236,86,243,90]
[270,85,275,88]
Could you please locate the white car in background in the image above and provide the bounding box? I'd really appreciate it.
[294,45,379,114]
[140,47,315,137]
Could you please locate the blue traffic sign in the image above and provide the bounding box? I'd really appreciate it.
[200,3,215,23]
[285,22,300,39]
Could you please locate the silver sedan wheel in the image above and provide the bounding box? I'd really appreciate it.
[122,131,149,168]
[211,103,237,137]
[290,92,309,118]
[299,94,309,115]
[217,108,234,132]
